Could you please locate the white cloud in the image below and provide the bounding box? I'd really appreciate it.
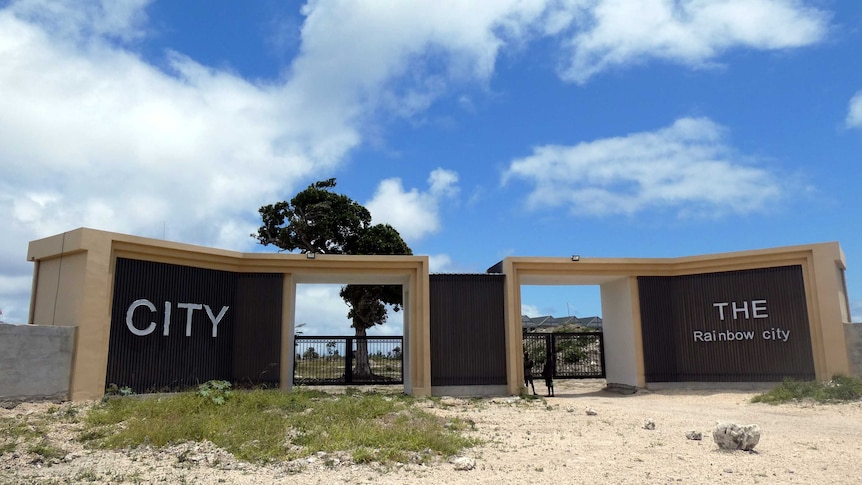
[366,168,459,242]
[0,7,358,252]
[428,253,480,274]
[294,284,352,335]
[0,2,346,324]
[429,254,455,273]
[0,0,512,325]
[8,0,152,43]
[851,300,862,323]
[287,0,548,122]
[0,0,542,320]
[294,284,403,336]
[503,117,783,217]
[0,274,32,324]
[521,303,542,318]
[553,0,829,83]
[848,91,862,129]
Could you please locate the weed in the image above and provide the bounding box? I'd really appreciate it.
[1,416,52,455]
[27,440,65,461]
[1,417,37,442]
[105,383,134,397]
[74,468,99,482]
[352,447,375,464]
[752,375,862,404]
[197,380,233,405]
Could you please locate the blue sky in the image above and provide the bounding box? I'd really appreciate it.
[1,0,861,335]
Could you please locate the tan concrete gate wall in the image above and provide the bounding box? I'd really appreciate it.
[24,228,855,400]
[498,242,854,393]
[26,228,430,401]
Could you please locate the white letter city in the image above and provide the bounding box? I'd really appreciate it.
[126,299,229,337]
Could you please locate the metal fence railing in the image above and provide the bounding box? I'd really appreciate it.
[293,336,403,385]
[523,332,605,379]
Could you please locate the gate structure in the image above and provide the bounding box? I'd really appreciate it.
[24,228,854,400]
[293,336,403,385]
[523,332,605,379]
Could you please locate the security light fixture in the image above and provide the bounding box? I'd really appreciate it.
[571,255,580,261]
[306,252,316,259]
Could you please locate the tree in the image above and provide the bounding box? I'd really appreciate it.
[326,340,340,358]
[254,178,372,254]
[254,179,412,378]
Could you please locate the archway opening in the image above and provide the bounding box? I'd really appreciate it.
[520,285,605,387]
[292,283,405,387]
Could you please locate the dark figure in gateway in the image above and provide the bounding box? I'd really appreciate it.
[523,351,536,395]
[542,358,555,397]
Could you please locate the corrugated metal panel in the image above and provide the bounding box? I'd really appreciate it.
[639,265,815,382]
[638,276,676,381]
[430,274,507,386]
[231,273,283,386]
[106,258,282,392]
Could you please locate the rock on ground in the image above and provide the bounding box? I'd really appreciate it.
[713,422,761,451]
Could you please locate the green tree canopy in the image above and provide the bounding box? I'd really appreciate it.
[254,178,373,254]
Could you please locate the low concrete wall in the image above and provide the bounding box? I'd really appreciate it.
[431,385,509,397]
[0,324,75,403]
[845,323,862,379]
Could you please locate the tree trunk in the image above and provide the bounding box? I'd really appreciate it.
[353,327,373,378]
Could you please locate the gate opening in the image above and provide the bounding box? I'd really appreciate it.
[521,284,606,380]
[292,283,404,386]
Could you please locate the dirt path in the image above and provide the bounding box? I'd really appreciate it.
[3,380,862,484]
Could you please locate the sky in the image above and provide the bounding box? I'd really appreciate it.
[1,0,861,335]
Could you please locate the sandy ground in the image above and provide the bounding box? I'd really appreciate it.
[3,379,862,484]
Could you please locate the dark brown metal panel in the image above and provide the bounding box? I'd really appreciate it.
[430,274,507,386]
[231,274,283,386]
[106,258,283,392]
[638,276,677,381]
[639,265,815,382]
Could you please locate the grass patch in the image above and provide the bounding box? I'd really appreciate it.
[752,375,862,404]
[1,404,86,459]
[1,417,29,449]
[27,439,65,461]
[1,415,50,455]
[73,467,100,482]
[80,387,476,465]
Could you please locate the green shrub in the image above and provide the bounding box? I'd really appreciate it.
[197,380,233,405]
[752,375,862,404]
